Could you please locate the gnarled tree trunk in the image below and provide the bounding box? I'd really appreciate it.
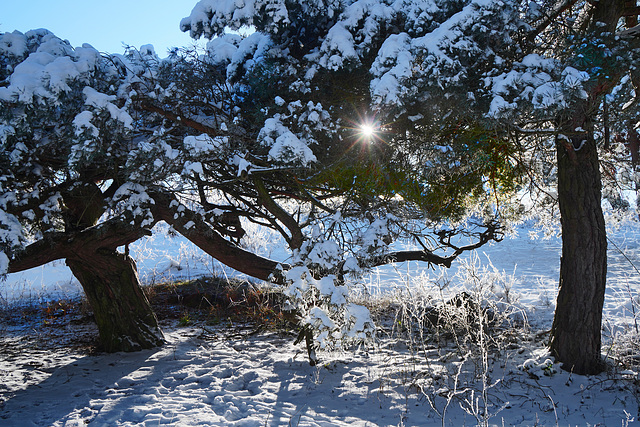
[67,248,164,352]
[62,182,163,352]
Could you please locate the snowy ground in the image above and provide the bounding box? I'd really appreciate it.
[1,221,639,426]
[0,315,638,426]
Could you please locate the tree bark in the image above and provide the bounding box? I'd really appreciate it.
[60,182,163,352]
[66,248,165,352]
[547,0,629,375]
[8,216,164,352]
[550,129,607,375]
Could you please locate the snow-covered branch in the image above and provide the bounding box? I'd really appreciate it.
[149,190,286,282]
[8,218,153,274]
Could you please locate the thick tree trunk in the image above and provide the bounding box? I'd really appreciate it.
[67,248,165,352]
[550,130,607,375]
[55,182,165,352]
[8,219,163,352]
[547,0,627,375]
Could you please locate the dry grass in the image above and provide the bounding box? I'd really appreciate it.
[0,276,299,354]
[146,276,297,330]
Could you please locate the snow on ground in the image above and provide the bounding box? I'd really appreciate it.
[0,220,639,426]
[0,317,638,426]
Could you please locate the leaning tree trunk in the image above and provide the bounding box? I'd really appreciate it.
[60,182,164,352]
[550,127,607,375]
[67,248,165,352]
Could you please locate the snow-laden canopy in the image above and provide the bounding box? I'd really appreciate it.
[4,0,639,368]
[178,0,640,374]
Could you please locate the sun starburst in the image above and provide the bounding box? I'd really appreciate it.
[360,123,376,139]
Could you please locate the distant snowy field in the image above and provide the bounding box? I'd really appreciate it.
[1,219,639,426]
[3,219,640,333]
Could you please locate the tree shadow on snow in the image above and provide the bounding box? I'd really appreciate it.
[0,341,176,425]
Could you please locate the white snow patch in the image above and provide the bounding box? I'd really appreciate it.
[258,117,316,166]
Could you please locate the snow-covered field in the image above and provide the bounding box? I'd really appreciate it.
[1,221,639,426]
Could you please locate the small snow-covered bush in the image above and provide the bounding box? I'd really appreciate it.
[283,268,376,365]
[280,233,376,364]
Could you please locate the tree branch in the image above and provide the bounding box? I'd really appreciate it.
[149,190,286,282]
[253,177,304,250]
[138,100,223,137]
[368,222,502,269]
[527,0,581,43]
[8,219,153,274]
[370,250,458,268]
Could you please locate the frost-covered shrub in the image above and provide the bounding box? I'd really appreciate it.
[282,232,375,358]
[393,253,529,360]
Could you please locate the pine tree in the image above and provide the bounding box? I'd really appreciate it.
[0,30,166,350]
[7,1,637,369]
[180,0,640,373]
[1,10,501,358]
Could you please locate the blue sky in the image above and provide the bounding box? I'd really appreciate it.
[1,0,202,55]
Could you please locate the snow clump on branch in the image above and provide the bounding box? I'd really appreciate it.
[259,117,317,166]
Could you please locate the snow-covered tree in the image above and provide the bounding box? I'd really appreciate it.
[16,0,639,370]
[0,30,168,351]
[0,17,502,357]
[0,29,300,352]
[180,0,640,374]
[128,27,504,358]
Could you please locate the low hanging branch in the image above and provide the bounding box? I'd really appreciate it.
[149,190,287,282]
[8,218,154,274]
[368,222,502,269]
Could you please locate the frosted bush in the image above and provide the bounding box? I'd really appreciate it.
[281,234,375,355]
[283,266,375,352]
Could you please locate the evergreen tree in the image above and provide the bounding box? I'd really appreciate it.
[7,1,637,370]
[0,13,500,358]
[0,30,166,350]
[180,0,640,373]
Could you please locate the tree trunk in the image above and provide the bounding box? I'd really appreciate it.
[56,182,164,352]
[547,0,627,375]
[67,248,165,352]
[550,129,607,375]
